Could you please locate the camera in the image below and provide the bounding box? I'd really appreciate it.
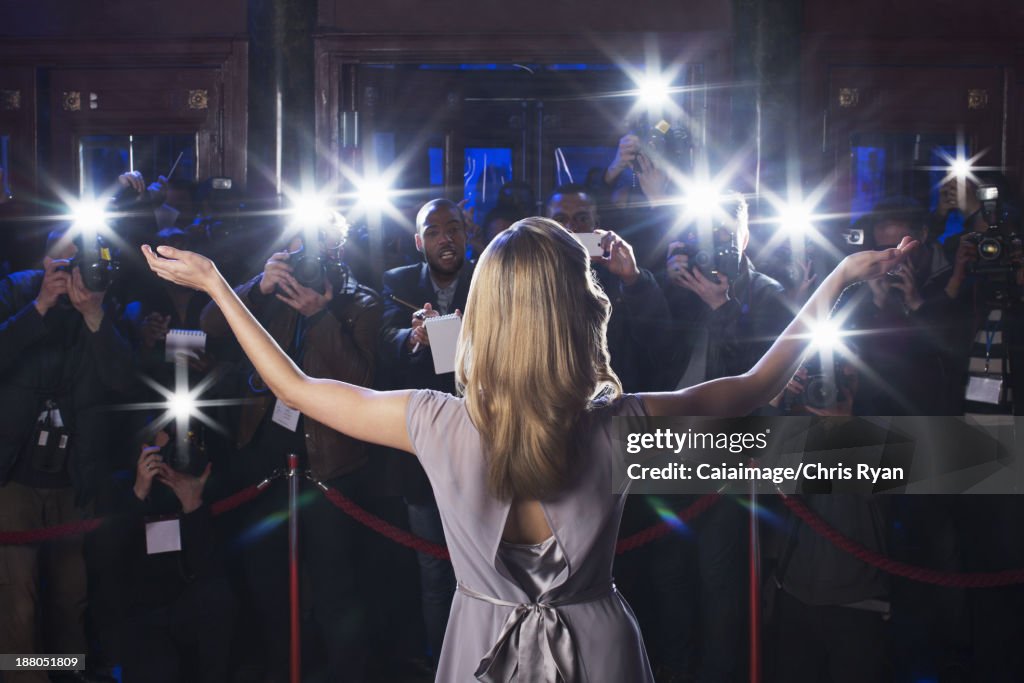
[285,236,348,293]
[841,228,865,247]
[629,113,692,174]
[964,185,1016,274]
[158,421,207,475]
[670,224,742,284]
[962,184,1021,306]
[288,243,326,290]
[784,353,856,412]
[57,234,119,292]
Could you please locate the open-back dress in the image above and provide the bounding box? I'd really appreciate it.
[406,389,655,683]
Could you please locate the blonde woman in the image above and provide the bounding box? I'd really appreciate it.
[142,218,915,682]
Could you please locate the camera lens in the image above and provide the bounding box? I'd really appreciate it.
[978,238,1002,260]
[804,375,839,409]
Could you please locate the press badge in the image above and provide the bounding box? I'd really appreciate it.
[272,399,301,432]
[145,519,182,554]
[966,375,1004,405]
[32,402,70,474]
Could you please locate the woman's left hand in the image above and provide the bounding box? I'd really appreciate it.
[839,236,919,284]
[141,245,221,293]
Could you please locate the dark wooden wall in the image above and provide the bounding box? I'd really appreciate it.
[0,0,248,203]
[0,0,1022,211]
[317,0,731,33]
[800,0,1024,204]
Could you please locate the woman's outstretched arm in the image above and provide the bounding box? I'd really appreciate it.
[141,245,414,453]
[640,238,918,417]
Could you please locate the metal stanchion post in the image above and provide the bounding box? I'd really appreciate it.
[287,452,301,683]
[748,477,761,683]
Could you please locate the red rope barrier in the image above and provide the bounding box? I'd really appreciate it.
[318,484,451,560]
[211,480,274,516]
[9,473,1024,590]
[0,518,104,545]
[0,479,273,545]
[779,494,1024,588]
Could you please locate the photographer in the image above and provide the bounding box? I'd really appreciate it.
[593,130,687,270]
[662,193,793,390]
[939,182,1024,415]
[835,197,960,415]
[201,213,381,682]
[0,226,133,682]
[546,183,671,393]
[88,428,233,683]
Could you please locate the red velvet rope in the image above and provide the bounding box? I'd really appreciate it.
[319,484,451,560]
[0,480,272,545]
[779,494,1024,588]
[6,477,1024,589]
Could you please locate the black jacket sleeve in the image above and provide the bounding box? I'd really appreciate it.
[0,272,48,375]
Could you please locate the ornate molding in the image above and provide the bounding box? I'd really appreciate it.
[967,89,988,110]
[838,87,859,108]
[0,89,20,111]
[62,91,81,111]
[187,89,208,110]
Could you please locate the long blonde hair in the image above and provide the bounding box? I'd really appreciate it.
[455,217,622,500]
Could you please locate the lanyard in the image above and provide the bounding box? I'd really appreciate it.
[984,327,997,375]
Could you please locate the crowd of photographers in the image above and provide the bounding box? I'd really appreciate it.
[0,136,1023,683]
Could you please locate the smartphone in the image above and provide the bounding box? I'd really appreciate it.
[572,232,605,257]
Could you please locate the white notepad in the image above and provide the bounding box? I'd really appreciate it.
[424,313,462,375]
[165,328,207,363]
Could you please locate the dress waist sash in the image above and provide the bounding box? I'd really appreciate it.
[457,580,617,683]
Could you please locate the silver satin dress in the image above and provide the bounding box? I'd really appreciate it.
[406,390,655,683]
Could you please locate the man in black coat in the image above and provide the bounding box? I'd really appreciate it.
[0,227,133,681]
[546,184,671,393]
[379,199,475,395]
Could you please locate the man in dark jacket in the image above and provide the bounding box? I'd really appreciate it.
[662,193,793,389]
[0,227,133,682]
[546,184,671,393]
[201,212,381,683]
[835,197,957,416]
[377,198,472,665]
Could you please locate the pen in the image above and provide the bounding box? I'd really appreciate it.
[411,310,426,354]
[386,293,421,312]
[387,293,428,354]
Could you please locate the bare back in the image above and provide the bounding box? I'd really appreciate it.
[502,499,554,545]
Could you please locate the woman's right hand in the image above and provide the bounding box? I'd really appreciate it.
[838,236,918,285]
[141,245,221,293]
[133,445,163,501]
